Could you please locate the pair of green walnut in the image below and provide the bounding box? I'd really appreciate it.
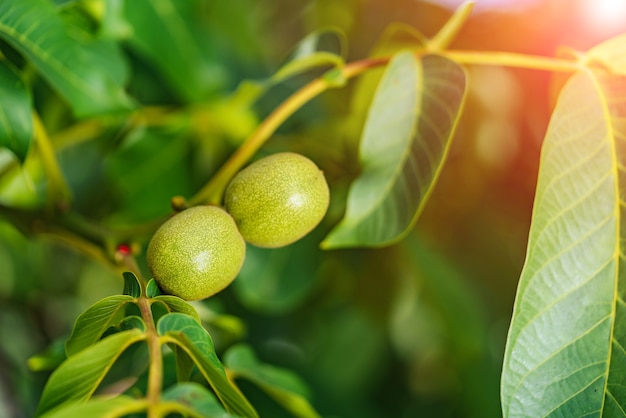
[146,153,330,301]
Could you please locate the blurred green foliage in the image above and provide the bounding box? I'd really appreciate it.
[0,0,596,416]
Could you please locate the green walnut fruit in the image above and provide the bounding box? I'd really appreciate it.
[146,206,245,300]
[225,152,329,248]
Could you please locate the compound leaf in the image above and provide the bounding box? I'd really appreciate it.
[323,52,467,248]
[0,0,132,117]
[65,295,135,357]
[157,313,258,418]
[224,344,320,418]
[0,61,33,162]
[501,71,626,417]
[37,329,145,415]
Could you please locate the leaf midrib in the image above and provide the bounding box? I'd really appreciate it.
[341,56,422,232]
[590,68,623,418]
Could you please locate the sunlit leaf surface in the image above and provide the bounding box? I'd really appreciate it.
[152,295,201,322]
[323,52,466,248]
[0,0,132,117]
[157,313,259,418]
[587,33,626,76]
[37,329,145,415]
[501,71,626,417]
[65,295,135,357]
[38,396,146,418]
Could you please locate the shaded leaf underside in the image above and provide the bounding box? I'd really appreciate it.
[323,52,466,248]
[224,344,320,418]
[501,70,626,417]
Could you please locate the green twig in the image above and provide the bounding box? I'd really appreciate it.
[188,56,389,206]
[33,113,72,210]
[427,1,475,51]
[188,44,580,207]
[138,296,163,418]
[444,50,581,73]
[39,227,113,266]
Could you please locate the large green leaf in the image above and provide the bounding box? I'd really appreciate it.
[121,0,225,102]
[0,62,33,162]
[323,52,467,248]
[501,71,626,417]
[65,295,135,356]
[37,329,145,415]
[342,23,427,154]
[157,313,259,418]
[0,0,132,117]
[224,344,320,418]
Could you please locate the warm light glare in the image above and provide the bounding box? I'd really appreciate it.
[583,0,626,31]
[431,0,539,12]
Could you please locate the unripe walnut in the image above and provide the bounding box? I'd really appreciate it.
[225,152,329,248]
[146,206,245,300]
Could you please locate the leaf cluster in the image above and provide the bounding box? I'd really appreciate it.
[34,272,319,418]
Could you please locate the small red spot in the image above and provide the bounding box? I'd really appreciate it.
[117,244,132,255]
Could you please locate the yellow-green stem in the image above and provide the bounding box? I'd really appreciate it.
[189,57,389,206]
[40,228,112,266]
[188,78,327,205]
[444,50,581,73]
[12,49,581,260]
[138,296,162,418]
[189,48,579,206]
[33,114,72,209]
[428,1,475,52]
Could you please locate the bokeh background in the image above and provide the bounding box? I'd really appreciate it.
[1,0,626,417]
